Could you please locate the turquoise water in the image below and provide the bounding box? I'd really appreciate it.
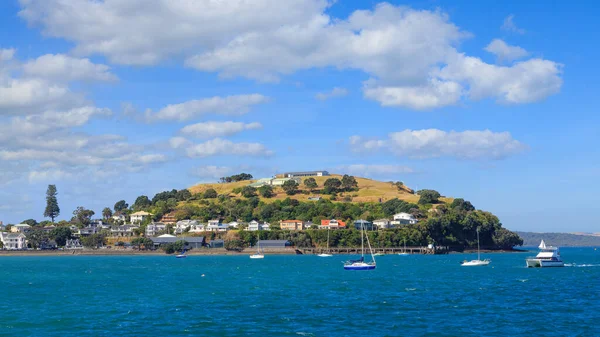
[1,248,599,336]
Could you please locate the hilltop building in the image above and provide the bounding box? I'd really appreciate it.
[130,211,153,224]
[276,171,329,178]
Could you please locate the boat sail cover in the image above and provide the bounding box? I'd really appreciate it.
[538,240,546,249]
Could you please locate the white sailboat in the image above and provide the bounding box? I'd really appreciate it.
[250,232,264,259]
[397,238,409,256]
[344,222,376,270]
[317,229,333,257]
[461,228,491,266]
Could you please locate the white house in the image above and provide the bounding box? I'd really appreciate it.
[130,211,153,224]
[65,239,83,250]
[146,222,166,237]
[248,220,270,231]
[175,220,198,234]
[373,219,391,230]
[393,212,418,225]
[112,213,126,223]
[0,232,26,250]
[11,224,31,233]
[227,221,240,229]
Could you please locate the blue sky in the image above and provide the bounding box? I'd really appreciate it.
[0,0,598,232]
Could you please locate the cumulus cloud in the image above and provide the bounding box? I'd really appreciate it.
[18,1,562,108]
[484,39,529,63]
[192,165,235,180]
[180,121,262,138]
[350,129,528,159]
[144,94,270,122]
[22,54,117,82]
[315,87,348,101]
[501,14,525,34]
[171,137,273,158]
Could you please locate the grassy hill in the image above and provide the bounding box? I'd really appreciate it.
[189,174,450,204]
[516,232,600,247]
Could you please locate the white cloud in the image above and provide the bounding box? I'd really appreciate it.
[180,121,262,138]
[22,54,117,82]
[0,78,77,114]
[192,165,235,180]
[18,2,562,108]
[501,14,525,34]
[144,94,270,122]
[484,39,529,63]
[181,138,273,158]
[337,164,415,177]
[315,87,348,101]
[28,169,73,183]
[350,129,528,159]
[0,48,16,62]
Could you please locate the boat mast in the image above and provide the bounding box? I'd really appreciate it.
[326,229,330,252]
[477,227,481,261]
[361,222,364,258]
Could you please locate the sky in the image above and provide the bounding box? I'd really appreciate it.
[0,0,598,232]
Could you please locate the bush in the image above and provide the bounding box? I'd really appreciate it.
[203,188,218,199]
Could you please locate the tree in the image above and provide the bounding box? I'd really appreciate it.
[49,227,72,247]
[304,178,318,191]
[450,198,475,212]
[323,178,342,194]
[72,207,95,226]
[133,195,151,210]
[81,234,106,249]
[259,185,274,198]
[21,219,38,226]
[102,207,113,220]
[26,229,48,249]
[282,180,299,195]
[203,188,218,199]
[114,200,128,213]
[394,181,404,191]
[493,228,524,249]
[417,189,441,205]
[44,184,60,223]
[341,175,358,191]
[241,186,257,198]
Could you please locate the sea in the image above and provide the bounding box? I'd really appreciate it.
[1,247,599,337]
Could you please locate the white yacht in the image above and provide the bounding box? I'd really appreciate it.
[461,227,491,267]
[526,240,564,268]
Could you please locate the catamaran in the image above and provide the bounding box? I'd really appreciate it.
[317,229,333,257]
[250,232,264,259]
[397,238,409,256]
[526,240,564,268]
[461,228,491,266]
[344,222,376,270]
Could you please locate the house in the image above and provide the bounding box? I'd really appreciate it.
[256,240,292,248]
[270,177,301,186]
[354,219,375,231]
[175,220,199,234]
[209,239,224,248]
[40,240,57,250]
[373,219,391,230]
[280,220,305,231]
[319,219,346,229]
[110,225,136,237]
[42,225,57,233]
[11,224,31,233]
[248,220,270,231]
[130,211,153,224]
[146,222,166,237]
[276,171,329,178]
[112,213,126,223]
[0,232,26,250]
[150,236,205,249]
[393,212,418,225]
[308,196,322,201]
[248,178,275,187]
[79,226,98,236]
[160,212,177,225]
[65,239,83,250]
[227,221,240,229]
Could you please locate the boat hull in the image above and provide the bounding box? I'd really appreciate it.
[461,259,490,266]
[344,263,376,270]
[397,253,409,256]
[175,255,187,258]
[317,254,332,257]
[526,258,564,268]
[250,254,264,259]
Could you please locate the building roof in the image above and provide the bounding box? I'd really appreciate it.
[281,171,328,175]
[1,233,25,239]
[257,240,292,247]
[281,220,303,223]
[14,224,31,227]
[131,211,153,216]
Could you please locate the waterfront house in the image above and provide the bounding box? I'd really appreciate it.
[130,211,153,224]
[319,219,346,230]
[256,240,292,249]
[40,240,57,250]
[159,212,177,224]
[354,219,375,231]
[65,239,83,250]
[209,239,224,248]
[150,236,205,249]
[112,213,126,223]
[393,212,418,225]
[11,224,31,233]
[0,232,26,250]
[276,171,329,178]
[146,222,166,237]
[373,219,391,230]
[110,225,136,237]
[280,220,305,231]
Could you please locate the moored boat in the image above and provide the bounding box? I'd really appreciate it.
[526,240,564,268]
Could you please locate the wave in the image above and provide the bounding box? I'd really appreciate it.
[565,263,600,267]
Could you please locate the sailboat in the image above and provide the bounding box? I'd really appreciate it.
[317,229,333,257]
[461,227,491,266]
[344,222,376,270]
[176,248,187,258]
[250,232,264,259]
[397,238,409,256]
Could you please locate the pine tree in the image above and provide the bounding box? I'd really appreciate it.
[44,185,60,223]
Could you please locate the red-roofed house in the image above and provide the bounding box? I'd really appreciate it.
[320,219,346,229]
